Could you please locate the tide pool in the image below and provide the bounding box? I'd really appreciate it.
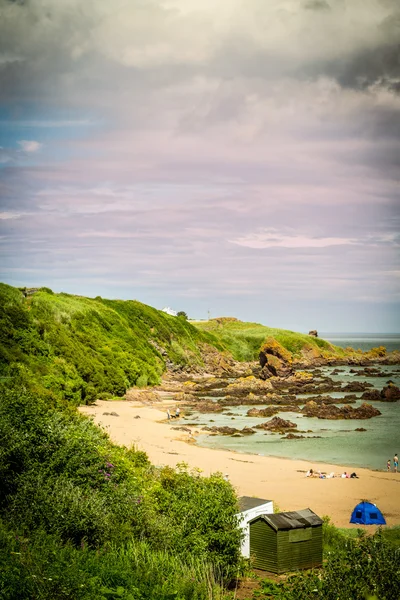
[187,364,400,471]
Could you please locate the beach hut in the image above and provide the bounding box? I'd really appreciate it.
[350,501,386,525]
[237,497,274,558]
[249,508,323,573]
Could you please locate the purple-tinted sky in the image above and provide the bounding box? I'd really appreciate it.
[0,0,399,332]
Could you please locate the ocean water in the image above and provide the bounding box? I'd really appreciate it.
[189,363,400,471]
[320,333,400,354]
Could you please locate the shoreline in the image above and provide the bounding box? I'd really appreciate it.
[79,399,400,529]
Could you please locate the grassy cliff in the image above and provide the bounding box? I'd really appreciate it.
[192,317,341,362]
[0,283,225,404]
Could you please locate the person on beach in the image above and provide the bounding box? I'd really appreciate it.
[387,459,391,472]
[175,407,180,418]
[394,454,398,473]
[167,409,171,420]
[306,469,314,477]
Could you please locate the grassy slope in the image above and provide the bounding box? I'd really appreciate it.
[192,318,342,362]
[0,283,224,404]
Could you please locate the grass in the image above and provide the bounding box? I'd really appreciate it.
[192,318,342,362]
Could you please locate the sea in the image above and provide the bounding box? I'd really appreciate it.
[189,334,400,472]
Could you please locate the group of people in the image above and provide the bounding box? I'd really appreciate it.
[167,407,180,420]
[387,453,398,472]
[306,469,358,479]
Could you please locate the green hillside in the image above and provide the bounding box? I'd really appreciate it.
[192,317,340,362]
[0,283,224,405]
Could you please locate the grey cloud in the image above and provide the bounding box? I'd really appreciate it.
[304,0,331,11]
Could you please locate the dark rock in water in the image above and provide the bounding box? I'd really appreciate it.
[308,330,318,337]
[381,383,400,401]
[362,383,400,402]
[342,381,372,392]
[284,433,305,439]
[361,389,381,402]
[203,425,239,435]
[195,401,224,413]
[241,427,256,435]
[355,428,367,432]
[302,401,381,420]
[246,406,300,417]
[255,416,297,431]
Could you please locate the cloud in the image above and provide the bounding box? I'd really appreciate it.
[17,140,42,152]
[0,0,399,331]
[1,119,93,127]
[230,229,357,249]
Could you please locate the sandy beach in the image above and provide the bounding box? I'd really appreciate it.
[79,399,400,529]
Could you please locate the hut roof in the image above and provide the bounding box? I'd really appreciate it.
[256,508,323,531]
[238,496,272,512]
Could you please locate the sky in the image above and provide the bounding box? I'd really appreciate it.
[0,0,399,333]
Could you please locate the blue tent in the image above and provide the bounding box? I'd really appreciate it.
[350,501,386,525]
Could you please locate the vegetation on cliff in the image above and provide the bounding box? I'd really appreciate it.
[192,318,339,362]
[0,283,225,404]
[0,383,242,599]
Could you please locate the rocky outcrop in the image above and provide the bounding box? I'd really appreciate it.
[302,401,381,420]
[342,381,373,392]
[247,406,300,417]
[361,383,400,402]
[194,401,224,413]
[308,330,318,337]
[259,338,294,379]
[202,425,256,436]
[381,383,400,401]
[254,416,297,431]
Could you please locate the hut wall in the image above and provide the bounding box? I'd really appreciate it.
[239,501,274,558]
[250,520,323,573]
[249,519,277,571]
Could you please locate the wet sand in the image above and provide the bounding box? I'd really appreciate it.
[79,399,400,528]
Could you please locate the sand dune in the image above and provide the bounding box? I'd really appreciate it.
[79,399,400,529]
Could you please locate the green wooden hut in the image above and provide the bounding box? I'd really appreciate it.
[249,508,323,573]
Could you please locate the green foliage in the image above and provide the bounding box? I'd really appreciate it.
[0,384,243,598]
[0,283,224,404]
[0,522,227,600]
[177,311,188,320]
[193,319,339,362]
[255,526,400,600]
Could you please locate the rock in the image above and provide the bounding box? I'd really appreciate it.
[308,330,318,337]
[284,433,305,439]
[247,406,300,417]
[241,427,256,435]
[302,401,381,419]
[355,428,367,432]
[259,338,294,379]
[381,383,400,401]
[203,425,239,435]
[361,389,381,402]
[255,416,297,431]
[102,411,119,417]
[342,381,373,392]
[194,402,224,413]
[171,426,192,433]
[361,384,400,402]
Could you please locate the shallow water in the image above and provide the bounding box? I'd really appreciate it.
[190,364,400,471]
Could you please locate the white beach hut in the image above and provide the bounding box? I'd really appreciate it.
[162,306,177,316]
[237,496,274,558]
